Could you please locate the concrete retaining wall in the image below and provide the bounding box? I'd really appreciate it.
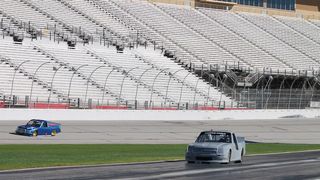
[0,109,319,121]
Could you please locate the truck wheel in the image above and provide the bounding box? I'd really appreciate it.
[228,150,232,163]
[51,130,57,136]
[32,131,38,137]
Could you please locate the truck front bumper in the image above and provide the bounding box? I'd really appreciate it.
[15,129,34,136]
[185,152,229,163]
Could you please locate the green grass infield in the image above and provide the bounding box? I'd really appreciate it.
[1,143,320,170]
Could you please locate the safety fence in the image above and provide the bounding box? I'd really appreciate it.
[1,90,319,110]
[232,89,320,109]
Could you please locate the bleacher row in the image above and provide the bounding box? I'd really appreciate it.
[0,37,233,107]
[0,0,320,108]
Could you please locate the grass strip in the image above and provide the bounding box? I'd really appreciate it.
[0,143,320,170]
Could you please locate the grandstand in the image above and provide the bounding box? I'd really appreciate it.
[0,0,319,110]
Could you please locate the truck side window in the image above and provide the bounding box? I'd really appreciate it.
[233,134,239,150]
[43,122,48,127]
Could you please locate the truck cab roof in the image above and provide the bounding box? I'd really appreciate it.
[201,130,233,134]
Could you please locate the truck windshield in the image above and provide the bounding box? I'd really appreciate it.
[196,132,232,143]
[26,120,42,128]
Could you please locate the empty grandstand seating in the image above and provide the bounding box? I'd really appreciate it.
[63,0,133,40]
[0,0,320,109]
[0,0,76,40]
[156,4,290,71]
[237,12,320,67]
[0,36,234,107]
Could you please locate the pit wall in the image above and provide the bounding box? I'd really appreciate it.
[0,109,319,121]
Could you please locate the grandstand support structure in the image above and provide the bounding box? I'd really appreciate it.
[195,66,320,109]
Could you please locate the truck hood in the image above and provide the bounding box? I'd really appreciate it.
[189,142,230,149]
[18,125,36,130]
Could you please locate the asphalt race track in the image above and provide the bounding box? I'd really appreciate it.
[1,151,320,180]
[0,118,320,144]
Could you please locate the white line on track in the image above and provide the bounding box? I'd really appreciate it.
[120,159,320,180]
[1,151,319,174]
[246,149,320,156]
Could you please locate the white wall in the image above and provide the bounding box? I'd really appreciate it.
[0,109,319,121]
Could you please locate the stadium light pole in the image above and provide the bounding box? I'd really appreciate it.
[67,64,89,101]
[119,67,139,104]
[29,61,51,107]
[48,65,64,105]
[9,60,30,108]
[276,76,288,109]
[101,66,121,105]
[288,76,300,109]
[178,72,192,106]
[164,69,184,104]
[84,65,106,109]
[149,68,169,106]
[134,67,153,103]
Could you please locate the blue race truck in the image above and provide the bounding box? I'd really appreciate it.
[15,119,61,136]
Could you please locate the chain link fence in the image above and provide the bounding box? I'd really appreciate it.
[1,88,319,110]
